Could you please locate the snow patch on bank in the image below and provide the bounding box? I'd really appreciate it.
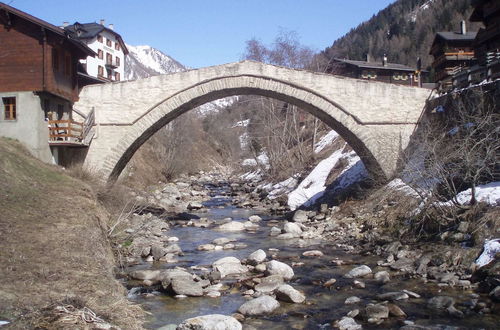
[447,181,500,206]
[288,148,367,210]
[314,130,339,153]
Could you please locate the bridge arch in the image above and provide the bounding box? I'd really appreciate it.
[77,61,429,183]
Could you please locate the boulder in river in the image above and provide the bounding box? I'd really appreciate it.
[292,210,309,223]
[344,265,372,278]
[376,291,409,301]
[247,249,266,265]
[266,260,294,280]
[187,201,203,210]
[254,275,284,293]
[335,316,362,330]
[275,284,305,303]
[365,303,389,319]
[249,215,262,222]
[283,222,302,236]
[176,314,242,330]
[212,257,248,278]
[218,221,245,232]
[238,295,280,316]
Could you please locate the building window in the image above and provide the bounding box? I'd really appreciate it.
[115,56,120,66]
[106,38,112,47]
[393,72,409,81]
[361,70,377,79]
[98,49,103,59]
[115,72,120,81]
[52,48,59,72]
[97,35,103,43]
[98,65,104,77]
[115,43,120,51]
[64,54,71,76]
[3,97,16,120]
[106,53,112,65]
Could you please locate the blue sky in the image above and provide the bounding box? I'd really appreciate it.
[8,0,395,68]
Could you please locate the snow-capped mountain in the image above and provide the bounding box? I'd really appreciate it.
[124,44,237,114]
[125,44,186,80]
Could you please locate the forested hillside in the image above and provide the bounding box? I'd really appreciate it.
[320,0,482,71]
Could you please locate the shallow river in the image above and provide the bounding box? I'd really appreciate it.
[126,183,498,329]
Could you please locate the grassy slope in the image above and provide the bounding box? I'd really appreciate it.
[0,138,142,329]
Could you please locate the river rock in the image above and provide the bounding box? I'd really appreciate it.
[164,243,183,255]
[365,303,389,319]
[292,210,309,223]
[345,296,361,305]
[377,291,409,301]
[389,258,415,273]
[427,296,455,309]
[130,270,161,282]
[213,257,248,278]
[344,265,372,278]
[284,222,302,236]
[249,215,262,222]
[276,233,298,240]
[374,271,391,284]
[387,303,406,317]
[243,221,259,230]
[254,275,284,293]
[171,277,203,297]
[187,201,203,210]
[302,250,323,257]
[218,221,245,231]
[266,260,294,280]
[197,244,216,251]
[213,237,234,245]
[238,295,280,316]
[248,249,266,265]
[336,316,362,330]
[269,227,282,236]
[177,314,242,330]
[275,284,305,303]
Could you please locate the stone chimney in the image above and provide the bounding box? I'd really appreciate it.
[461,20,467,35]
[99,19,105,25]
[109,24,114,30]
[366,53,373,63]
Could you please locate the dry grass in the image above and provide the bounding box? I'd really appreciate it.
[0,138,144,329]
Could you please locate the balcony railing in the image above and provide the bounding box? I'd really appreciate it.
[48,120,84,144]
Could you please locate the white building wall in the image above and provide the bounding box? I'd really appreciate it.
[81,27,126,82]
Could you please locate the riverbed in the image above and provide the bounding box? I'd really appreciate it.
[125,181,499,329]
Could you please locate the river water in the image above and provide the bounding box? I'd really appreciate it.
[126,183,499,329]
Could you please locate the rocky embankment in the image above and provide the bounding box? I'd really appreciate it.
[114,171,498,329]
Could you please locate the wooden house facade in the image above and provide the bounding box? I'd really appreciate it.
[328,58,425,87]
[430,22,477,91]
[470,0,500,80]
[0,2,95,164]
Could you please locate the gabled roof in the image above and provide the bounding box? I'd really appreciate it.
[332,58,417,72]
[430,31,477,55]
[0,2,95,57]
[434,31,477,42]
[65,22,129,55]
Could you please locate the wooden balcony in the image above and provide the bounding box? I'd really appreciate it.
[48,108,95,147]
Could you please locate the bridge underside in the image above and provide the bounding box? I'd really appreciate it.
[74,61,430,183]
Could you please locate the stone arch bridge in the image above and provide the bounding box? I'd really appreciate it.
[75,60,430,183]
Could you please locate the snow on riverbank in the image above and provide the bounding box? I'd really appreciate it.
[447,181,500,206]
[288,149,368,210]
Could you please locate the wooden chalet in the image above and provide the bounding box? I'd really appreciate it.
[470,0,500,80]
[328,57,426,87]
[0,2,96,165]
[430,22,477,91]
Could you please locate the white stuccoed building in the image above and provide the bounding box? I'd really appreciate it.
[64,20,128,83]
